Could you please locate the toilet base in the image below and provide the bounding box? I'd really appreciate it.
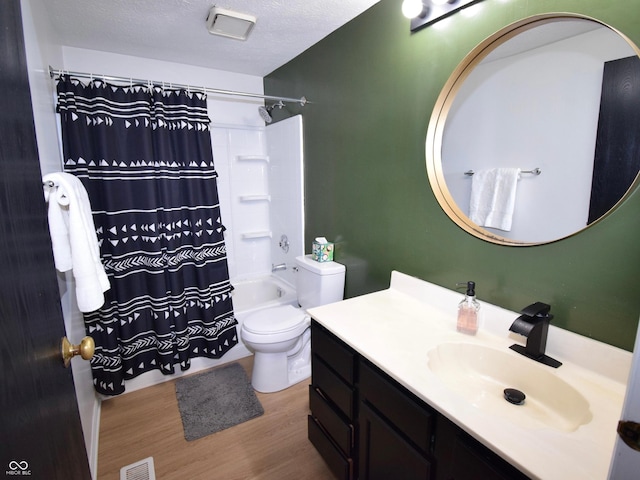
[250,331,312,393]
[251,351,311,393]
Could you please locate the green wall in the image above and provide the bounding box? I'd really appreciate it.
[265,0,640,351]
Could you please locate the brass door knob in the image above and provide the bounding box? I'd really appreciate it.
[61,336,95,367]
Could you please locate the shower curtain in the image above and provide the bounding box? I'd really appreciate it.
[56,75,237,395]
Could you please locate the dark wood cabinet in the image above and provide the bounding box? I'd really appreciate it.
[308,321,358,480]
[359,359,435,480]
[434,416,530,480]
[359,396,433,480]
[308,320,531,480]
[359,360,435,456]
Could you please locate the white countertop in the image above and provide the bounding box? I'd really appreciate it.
[308,271,632,480]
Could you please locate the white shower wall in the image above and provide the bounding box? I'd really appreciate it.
[213,115,305,286]
[212,126,272,279]
[267,115,305,287]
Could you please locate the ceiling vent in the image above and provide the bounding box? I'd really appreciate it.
[206,6,256,41]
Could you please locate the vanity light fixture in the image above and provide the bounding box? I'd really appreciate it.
[402,0,484,31]
[206,6,256,41]
[401,0,426,18]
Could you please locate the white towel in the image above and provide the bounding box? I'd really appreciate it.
[469,168,521,231]
[43,172,110,312]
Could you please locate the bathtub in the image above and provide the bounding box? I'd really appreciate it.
[232,275,298,319]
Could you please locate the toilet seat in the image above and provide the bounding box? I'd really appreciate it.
[242,305,310,343]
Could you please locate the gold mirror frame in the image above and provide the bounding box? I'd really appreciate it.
[425,13,640,246]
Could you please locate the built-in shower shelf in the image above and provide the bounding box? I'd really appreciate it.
[241,231,272,239]
[236,155,270,162]
[239,194,271,202]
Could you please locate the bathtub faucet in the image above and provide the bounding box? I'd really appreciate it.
[271,263,287,272]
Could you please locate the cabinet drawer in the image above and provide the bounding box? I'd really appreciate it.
[308,415,354,480]
[309,385,354,456]
[313,355,356,419]
[359,360,434,455]
[311,321,356,385]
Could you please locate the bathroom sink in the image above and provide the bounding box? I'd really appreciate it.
[427,342,592,432]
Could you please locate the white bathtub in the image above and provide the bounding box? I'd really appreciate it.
[232,275,297,318]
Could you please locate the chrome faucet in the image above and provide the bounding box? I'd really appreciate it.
[509,302,562,368]
[271,263,287,272]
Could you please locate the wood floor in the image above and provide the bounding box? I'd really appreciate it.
[97,356,335,480]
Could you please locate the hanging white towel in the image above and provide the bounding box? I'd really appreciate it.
[43,172,110,312]
[469,168,521,231]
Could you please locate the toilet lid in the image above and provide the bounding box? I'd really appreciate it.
[243,305,307,334]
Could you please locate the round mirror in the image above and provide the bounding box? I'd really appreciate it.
[426,13,640,245]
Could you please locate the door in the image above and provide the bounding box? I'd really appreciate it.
[0,1,91,478]
[588,55,640,224]
[609,320,640,478]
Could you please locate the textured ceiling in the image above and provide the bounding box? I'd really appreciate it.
[39,0,381,77]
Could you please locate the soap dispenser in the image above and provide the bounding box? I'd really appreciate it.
[457,281,480,335]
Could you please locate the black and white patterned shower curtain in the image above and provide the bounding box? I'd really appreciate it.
[56,75,237,395]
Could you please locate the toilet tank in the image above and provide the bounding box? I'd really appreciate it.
[295,255,346,309]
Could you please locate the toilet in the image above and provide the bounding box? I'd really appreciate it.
[240,255,346,393]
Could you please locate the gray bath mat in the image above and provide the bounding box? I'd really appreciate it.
[175,362,264,441]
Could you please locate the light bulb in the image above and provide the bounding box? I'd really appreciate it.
[401,0,424,19]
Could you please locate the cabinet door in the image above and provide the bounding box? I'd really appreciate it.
[359,360,434,455]
[359,402,432,480]
[435,416,530,480]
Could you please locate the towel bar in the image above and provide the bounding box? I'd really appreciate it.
[465,168,541,176]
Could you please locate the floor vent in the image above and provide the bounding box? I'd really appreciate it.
[120,457,156,480]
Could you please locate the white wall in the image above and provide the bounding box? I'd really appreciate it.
[443,27,636,243]
[20,0,62,175]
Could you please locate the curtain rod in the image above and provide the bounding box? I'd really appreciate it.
[48,66,308,106]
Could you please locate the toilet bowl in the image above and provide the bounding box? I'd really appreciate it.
[241,304,311,393]
[240,255,346,393]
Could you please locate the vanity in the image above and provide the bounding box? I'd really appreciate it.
[306,272,630,480]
